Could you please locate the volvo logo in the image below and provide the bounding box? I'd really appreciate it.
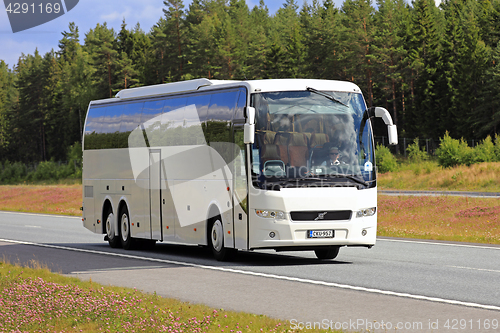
[314,212,328,220]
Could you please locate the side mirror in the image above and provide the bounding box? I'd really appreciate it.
[244,123,255,144]
[388,124,398,145]
[370,107,398,145]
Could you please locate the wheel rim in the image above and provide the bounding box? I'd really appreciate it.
[105,213,114,238]
[211,219,223,252]
[121,213,129,242]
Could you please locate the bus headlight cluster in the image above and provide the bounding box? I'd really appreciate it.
[356,207,376,218]
[255,209,286,220]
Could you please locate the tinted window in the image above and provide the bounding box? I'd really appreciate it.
[159,97,187,146]
[234,88,247,122]
[84,104,124,149]
[119,102,143,132]
[84,106,104,134]
[208,91,237,122]
[207,90,238,164]
[188,94,210,123]
[83,106,104,150]
[141,99,164,124]
[186,94,210,145]
[84,87,246,150]
[100,104,122,134]
[141,99,165,147]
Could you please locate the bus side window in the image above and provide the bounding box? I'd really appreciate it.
[160,97,187,146]
[117,102,143,148]
[141,99,164,148]
[206,90,238,164]
[84,106,105,150]
[186,94,211,146]
[234,88,247,122]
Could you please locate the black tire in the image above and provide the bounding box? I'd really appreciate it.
[314,246,340,260]
[105,208,121,248]
[119,205,134,250]
[208,216,235,261]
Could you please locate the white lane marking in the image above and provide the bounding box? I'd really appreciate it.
[24,225,42,228]
[0,211,80,219]
[447,265,500,274]
[378,238,500,250]
[1,238,499,312]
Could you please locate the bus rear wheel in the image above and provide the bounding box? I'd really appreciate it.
[105,208,120,248]
[208,217,235,261]
[119,205,134,250]
[314,246,340,260]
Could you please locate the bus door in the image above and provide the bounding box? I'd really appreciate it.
[149,149,162,240]
[232,126,248,250]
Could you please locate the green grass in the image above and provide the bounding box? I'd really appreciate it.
[0,260,341,333]
[378,160,500,192]
[377,160,500,244]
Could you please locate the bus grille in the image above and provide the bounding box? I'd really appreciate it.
[84,186,94,198]
[290,210,352,221]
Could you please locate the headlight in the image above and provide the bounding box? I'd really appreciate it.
[255,209,286,220]
[356,207,376,218]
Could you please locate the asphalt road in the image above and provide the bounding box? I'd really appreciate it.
[0,210,499,332]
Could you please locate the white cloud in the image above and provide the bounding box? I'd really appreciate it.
[138,4,164,22]
[101,8,133,24]
[0,37,54,68]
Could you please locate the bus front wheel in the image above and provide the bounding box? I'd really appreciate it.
[314,246,340,260]
[119,205,134,250]
[208,217,235,261]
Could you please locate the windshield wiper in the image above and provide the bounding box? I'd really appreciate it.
[295,173,369,187]
[306,87,348,107]
[332,174,369,187]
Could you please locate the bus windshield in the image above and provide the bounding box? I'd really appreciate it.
[251,90,375,190]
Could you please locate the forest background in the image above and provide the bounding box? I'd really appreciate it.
[0,0,500,166]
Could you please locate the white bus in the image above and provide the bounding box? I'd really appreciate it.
[82,78,397,260]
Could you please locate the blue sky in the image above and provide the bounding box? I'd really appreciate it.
[1,0,348,70]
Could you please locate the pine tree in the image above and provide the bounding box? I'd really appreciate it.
[267,0,305,78]
[300,0,341,79]
[247,0,270,79]
[14,50,48,161]
[58,22,80,62]
[338,0,375,105]
[58,22,92,145]
[163,0,186,81]
[0,61,17,159]
[371,0,409,130]
[440,0,489,138]
[114,52,140,91]
[474,42,500,137]
[85,23,118,98]
[405,0,443,138]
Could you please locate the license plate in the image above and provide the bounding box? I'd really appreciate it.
[307,230,334,238]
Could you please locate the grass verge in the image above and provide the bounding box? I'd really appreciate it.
[378,161,500,192]
[0,184,81,216]
[0,260,339,333]
[378,195,500,244]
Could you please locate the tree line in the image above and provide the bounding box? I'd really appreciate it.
[0,0,499,164]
